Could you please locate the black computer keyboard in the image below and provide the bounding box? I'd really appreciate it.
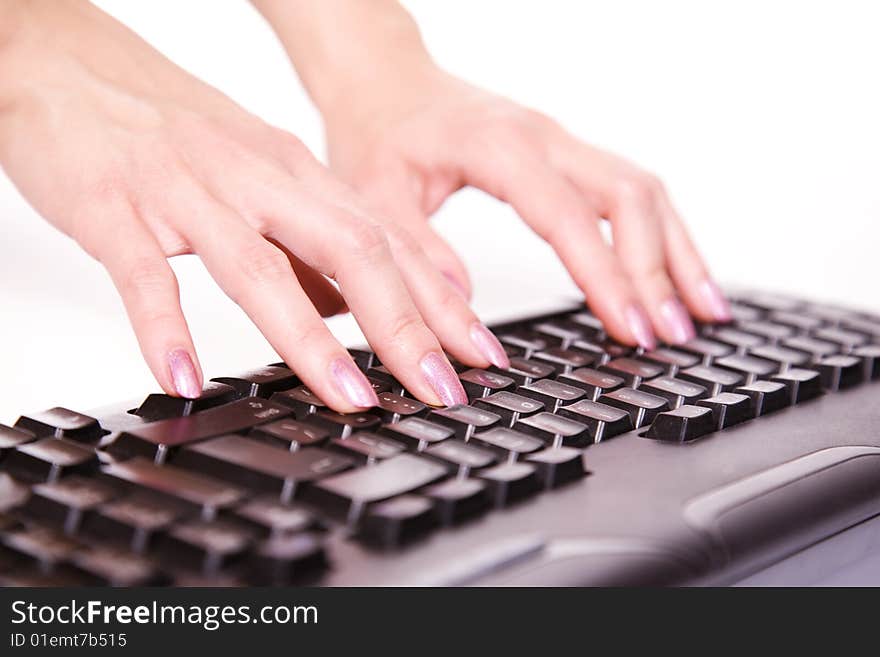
[1,291,879,586]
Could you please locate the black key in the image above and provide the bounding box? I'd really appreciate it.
[308,454,448,522]
[68,546,167,586]
[249,418,329,450]
[270,386,327,418]
[489,357,556,386]
[696,392,753,430]
[348,348,376,371]
[366,365,405,395]
[83,493,183,553]
[379,417,454,450]
[428,405,500,440]
[4,437,98,483]
[98,458,245,520]
[749,344,810,370]
[359,495,437,547]
[372,392,427,423]
[108,397,292,463]
[782,336,839,360]
[734,381,790,416]
[710,327,766,353]
[477,462,539,507]
[422,478,489,524]
[639,348,700,376]
[531,347,596,373]
[842,317,880,338]
[728,302,763,322]
[331,433,405,464]
[2,525,80,572]
[556,400,632,442]
[568,311,606,339]
[678,365,744,396]
[458,369,515,399]
[598,388,670,429]
[310,410,380,438]
[212,365,299,398]
[175,436,353,500]
[14,408,103,442]
[231,497,318,537]
[804,304,856,326]
[644,405,715,442]
[854,345,880,380]
[499,333,547,357]
[516,379,585,411]
[533,322,584,348]
[526,447,585,489]
[741,292,803,313]
[769,310,824,332]
[159,520,254,574]
[366,377,392,395]
[639,376,707,408]
[21,476,117,534]
[715,353,779,383]
[679,337,734,364]
[514,412,591,447]
[770,368,824,404]
[472,391,544,426]
[738,320,795,343]
[813,327,869,350]
[556,368,623,400]
[133,382,239,421]
[246,532,327,585]
[0,424,34,457]
[816,355,864,391]
[425,440,496,472]
[471,428,544,459]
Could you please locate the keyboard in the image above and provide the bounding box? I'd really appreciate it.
[2,290,880,586]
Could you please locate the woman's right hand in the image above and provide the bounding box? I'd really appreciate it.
[0,0,505,411]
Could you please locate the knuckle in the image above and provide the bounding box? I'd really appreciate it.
[237,242,291,285]
[612,172,664,208]
[382,222,423,259]
[291,321,331,349]
[342,219,390,259]
[387,310,428,347]
[122,258,173,297]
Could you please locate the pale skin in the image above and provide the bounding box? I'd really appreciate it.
[0,0,731,412]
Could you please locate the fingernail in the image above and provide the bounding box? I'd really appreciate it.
[700,279,732,322]
[442,272,469,299]
[624,304,657,350]
[420,352,468,407]
[470,322,510,369]
[330,358,380,408]
[168,349,201,399]
[660,298,696,344]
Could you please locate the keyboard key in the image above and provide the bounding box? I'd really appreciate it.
[644,405,715,442]
[423,478,489,524]
[212,366,299,398]
[679,337,734,364]
[2,525,80,571]
[331,433,405,464]
[366,366,405,395]
[710,327,766,353]
[639,348,700,375]
[175,436,353,500]
[246,532,327,585]
[371,392,428,423]
[499,332,548,357]
[489,357,556,386]
[4,437,99,483]
[471,428,544,459]
[598,388,670,429]
[310,410,380,438]
[749,344,811,370]
[568,311,606,338]
[309,454,448,523]
[639,376,707,409]
[531,347,597,373]
[556,400,633,442]
[425,440,496,472]
[556,368,624,400]
[782,336,839,360]
[83,493,183,553]
[841,317,880,338]
[741,292,803,313]
[231,498,318,537]
[249,418,329,450]
[99,458,245,520]
[738,320,795,343]
[770,368,824,404]
[816,355,864,391]
[533,322,584,348]
[133,382,239,421]
[715,354,779,383]
[678,365,744,396]
[458,369,515,399]
[769,310,824,332]
[359,494,437,547]
[526,447,585,489]
[472,391,545,425]
[599,358,663,387]
[813,327,869,350]
[69,546,167,586]
[696,393,753,430]
[159,520,254,574]
[853,345,880,380]
[428,405,501,440]
[379,417,454,450]
[477,462,539,507]
[0,474,29,512]
[514,412,591,447]
[735,381,790,416]
[348,349,377,371]
[728,302,763,322]
[270,386,327,418]
[0,424,34,457]
[14,408,104,442]
[516,379,585,411]
[22,476,117,534]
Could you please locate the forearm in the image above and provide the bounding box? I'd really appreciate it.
[251,0,436,114]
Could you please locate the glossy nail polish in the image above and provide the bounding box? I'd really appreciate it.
[420,352,468,407]
[470,322,510,369]
[168,349,201,399]
[700,279,732,322]
[660,298,696,344]
[331,358,379,408]
[624,304,656,350]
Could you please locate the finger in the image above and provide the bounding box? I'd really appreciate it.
[88,200,202,398]
[269,239,348,317]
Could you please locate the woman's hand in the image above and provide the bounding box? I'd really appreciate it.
[0,0,506,410]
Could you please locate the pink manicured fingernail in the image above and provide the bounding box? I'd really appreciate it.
[660,298,696,344]
[700,279,732,322]
[442,272,469,299]
[470,322,510,368]
[331,358,379,408]
[420,352,467,407]
[169,349,201,399]
[624,304,656,350]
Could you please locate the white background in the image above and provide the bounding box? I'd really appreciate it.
[1,0,878,423]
